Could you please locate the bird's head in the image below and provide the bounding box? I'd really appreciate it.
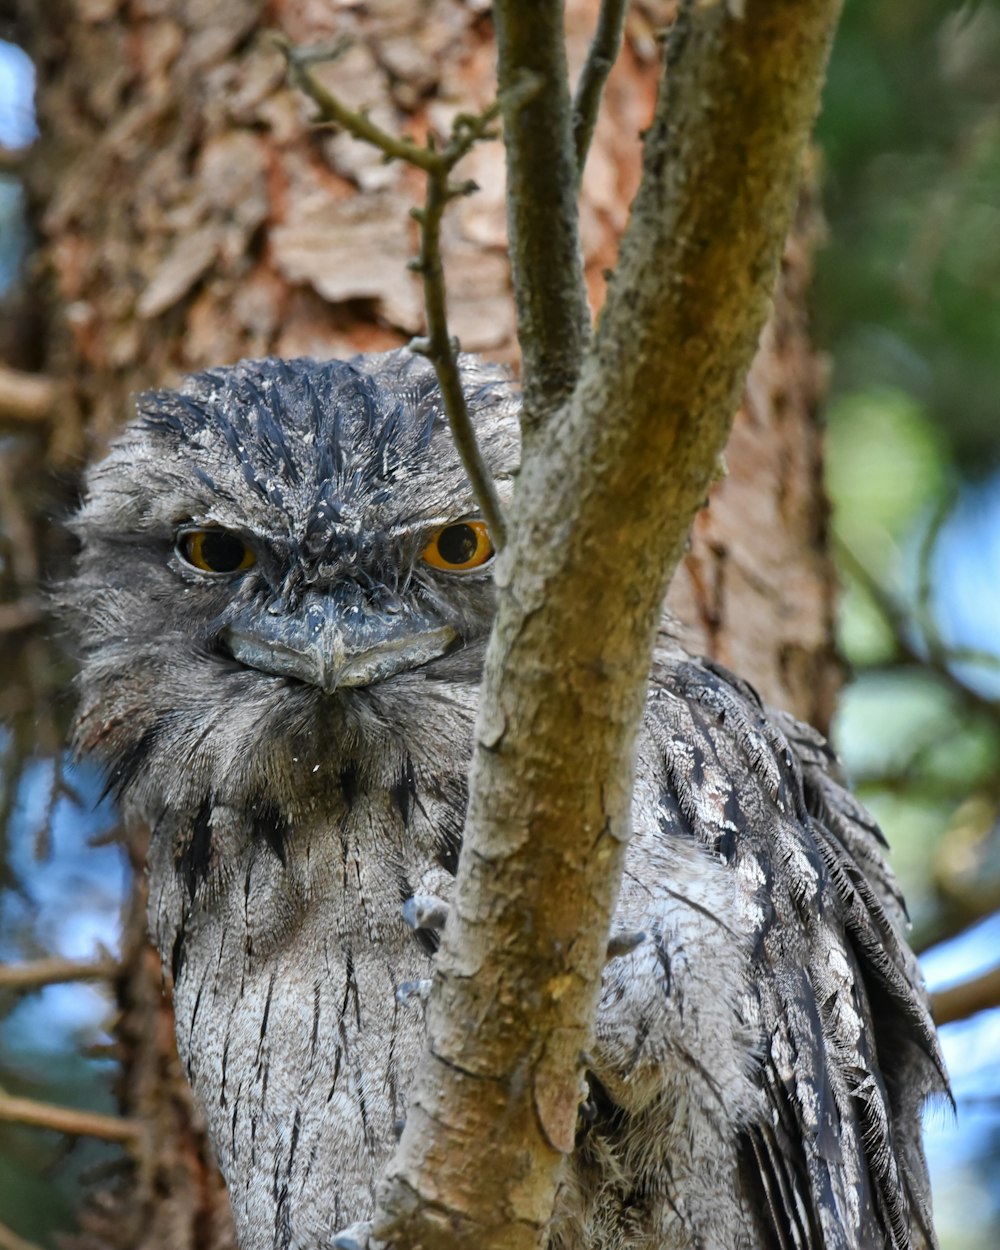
[63,350,520,818]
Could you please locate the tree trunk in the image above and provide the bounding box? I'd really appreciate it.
[15,1,837,1245]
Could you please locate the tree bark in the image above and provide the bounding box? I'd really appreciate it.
[13,1,837,1246]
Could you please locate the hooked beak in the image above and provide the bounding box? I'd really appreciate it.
[220,587,456,692]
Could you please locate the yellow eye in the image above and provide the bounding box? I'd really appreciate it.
[421,520,494,573]
[177,528,256,575]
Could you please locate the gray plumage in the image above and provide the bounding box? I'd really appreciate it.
[63,349,947,1250]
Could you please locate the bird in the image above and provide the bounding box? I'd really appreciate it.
[63,348,947,1250]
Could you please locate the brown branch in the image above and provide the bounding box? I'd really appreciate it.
[0,146,30,175]
[278,37,439,173]
[375,2,844,1248]
[0,1092,142,1142]
[0,956,118,993]
[913,883,1000,955]
[282,43,517,550]
[931,963,1000,1026]
[572,0,629,176]
[0,599,41,634]
[0,1219,45,1250]
[493,0,591,426]
[0,451,39,589]
[0,365,58,424]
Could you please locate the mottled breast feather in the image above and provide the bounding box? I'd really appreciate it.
[61,349,947,1250]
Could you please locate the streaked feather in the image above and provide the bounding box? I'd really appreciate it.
[63,351,946,1250]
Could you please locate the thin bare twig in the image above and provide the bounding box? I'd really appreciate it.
[0,956,118,994]
[572,0,629,176]
[280,41,516,549]
[914,489,955,641]
[35,747,72,862]
[279,38,439,173]
[931,963,1000,1026]
[408,111,512,548]
[0,1091,142,1143]
[836,535,1000,732]
[0,365,58,424]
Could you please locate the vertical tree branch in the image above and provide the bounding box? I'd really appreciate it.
[572,0,629,176]
[493,1,590,427]
[375,3,843,1249]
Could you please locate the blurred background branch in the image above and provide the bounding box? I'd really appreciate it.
[932,965,1000,1028]
[0,959,117,994]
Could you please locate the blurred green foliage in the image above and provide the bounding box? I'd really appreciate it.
[820,4,1000,1246]
[0,1048,117,1244]
[818,0,1000,476]
[820,0,1000,931]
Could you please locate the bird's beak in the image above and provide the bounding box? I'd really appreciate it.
[220,587,456,692]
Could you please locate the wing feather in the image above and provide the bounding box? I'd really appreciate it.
[645,649,946,1250]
